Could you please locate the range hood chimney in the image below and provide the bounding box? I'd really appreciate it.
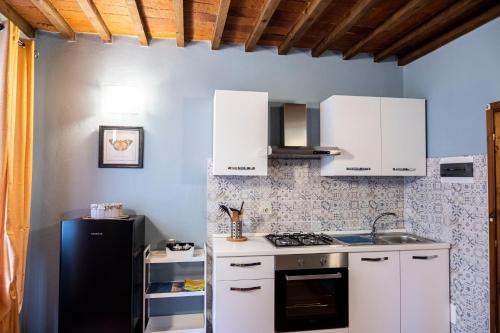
[268,103,340,159]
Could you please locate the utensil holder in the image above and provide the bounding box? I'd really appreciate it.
[226,215,247,242]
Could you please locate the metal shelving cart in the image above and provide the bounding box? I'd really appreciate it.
[143,245,207,333]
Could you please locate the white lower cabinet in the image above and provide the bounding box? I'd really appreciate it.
[400,250,450,333]
[213,255,274,333]
[348,251,401,333]
[214,279,274,333]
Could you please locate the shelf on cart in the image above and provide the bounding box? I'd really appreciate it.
[145,313,205,333]
[146,249,205,264]
[145,281,205,299]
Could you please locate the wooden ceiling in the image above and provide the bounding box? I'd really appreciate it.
[1,0,500,65]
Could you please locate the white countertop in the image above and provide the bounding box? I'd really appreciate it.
[209,235,450,257]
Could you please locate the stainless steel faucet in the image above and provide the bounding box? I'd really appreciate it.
[371,212,397,238]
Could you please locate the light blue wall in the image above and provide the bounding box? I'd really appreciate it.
[403,18,500,157]
[22,32,402,332]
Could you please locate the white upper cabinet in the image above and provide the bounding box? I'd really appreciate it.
[320,95,382,176]
[213,90,268,176]
[381,98,426,176]
[320,95,426,176]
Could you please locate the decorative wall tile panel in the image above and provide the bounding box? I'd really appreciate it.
[404,155,489,333]
[207,159,405,235]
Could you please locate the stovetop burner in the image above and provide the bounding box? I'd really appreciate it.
[266,232,335,247]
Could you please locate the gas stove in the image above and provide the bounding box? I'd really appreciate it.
[265,232,336,247]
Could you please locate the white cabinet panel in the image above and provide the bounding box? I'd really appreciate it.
[400,250,450,333]
[381,98,426,176]
[349,252,400,333]
[320,95,381,176]
[213,90,268,176]
[213,279,274,333]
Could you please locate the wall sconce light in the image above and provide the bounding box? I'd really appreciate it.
[100,85,145,114]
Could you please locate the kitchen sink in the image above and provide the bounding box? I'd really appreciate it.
[333,232,433,246]
[376,233,429,244]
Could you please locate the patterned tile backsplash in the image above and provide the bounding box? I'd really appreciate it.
[404,155,489,333]
[207,159,405,235]
[207,155,489,333]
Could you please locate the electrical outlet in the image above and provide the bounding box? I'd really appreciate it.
[450,303,457,324]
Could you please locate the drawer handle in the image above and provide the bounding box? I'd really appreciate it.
[412,255,438,260]
[346,167,371,171]
[361,257,388,262]
[230,262,262,267]
[393,167,416,172]
[230,286,261,292]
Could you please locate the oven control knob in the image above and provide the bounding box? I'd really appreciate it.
[320,257,327,267]
[297,258,304,267]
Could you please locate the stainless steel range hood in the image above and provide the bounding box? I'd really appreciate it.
[268,103,341,159]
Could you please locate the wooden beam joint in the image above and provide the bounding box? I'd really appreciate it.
[311,0,377,57]
[211,0,231,50]
[0,0,36,38]
[278,0,331,55]
[245,0,281,52]
[76,0,111,43]
[30,0,75,40]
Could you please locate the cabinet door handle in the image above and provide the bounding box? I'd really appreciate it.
[346,167,371,171]
[412,255,438,260]
[361,257,389,262]
[230,262,262,267]
[230,286,261,292]
[393,167,416,172]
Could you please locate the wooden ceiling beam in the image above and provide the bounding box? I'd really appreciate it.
[245,0,281,52]
[311,0,377,58]
[0,0,36,38]
[30,0,75,40]
[278,0,332,55]
[211,0,231,50]
[375,0,484,62]
[76,0,111,43]
[399,3,500,66]
[125,0,149,46]
[343,0,428,60]
[173,0,184,47]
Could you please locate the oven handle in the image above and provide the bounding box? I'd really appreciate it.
[285,273,342,281]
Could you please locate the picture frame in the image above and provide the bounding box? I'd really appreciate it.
[98,126,144,168]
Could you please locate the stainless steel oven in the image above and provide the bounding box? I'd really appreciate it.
[275,253,348,332]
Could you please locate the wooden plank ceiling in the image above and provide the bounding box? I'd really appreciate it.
[1,0,499,65]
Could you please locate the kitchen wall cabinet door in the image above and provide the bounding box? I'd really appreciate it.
[213,279,274,333]
[320,95,382,176]
[213,90,268,176]
[381,98,426,176]
[349,252,400,333]
[400,250,450,333]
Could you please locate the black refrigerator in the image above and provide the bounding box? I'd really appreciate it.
[59,215,145,333]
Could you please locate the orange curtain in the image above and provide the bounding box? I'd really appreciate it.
[0,22,35,333]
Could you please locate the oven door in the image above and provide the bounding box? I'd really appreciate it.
[275,267,348,332]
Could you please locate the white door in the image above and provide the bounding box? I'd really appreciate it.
[320,95,381,176]
[381,97,426,176]
[400,250,450,333]
[349,252,400,333]
[213,90,268,176]
[214,279,274,333]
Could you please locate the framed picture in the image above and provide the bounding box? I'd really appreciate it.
[99,126,144,168]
